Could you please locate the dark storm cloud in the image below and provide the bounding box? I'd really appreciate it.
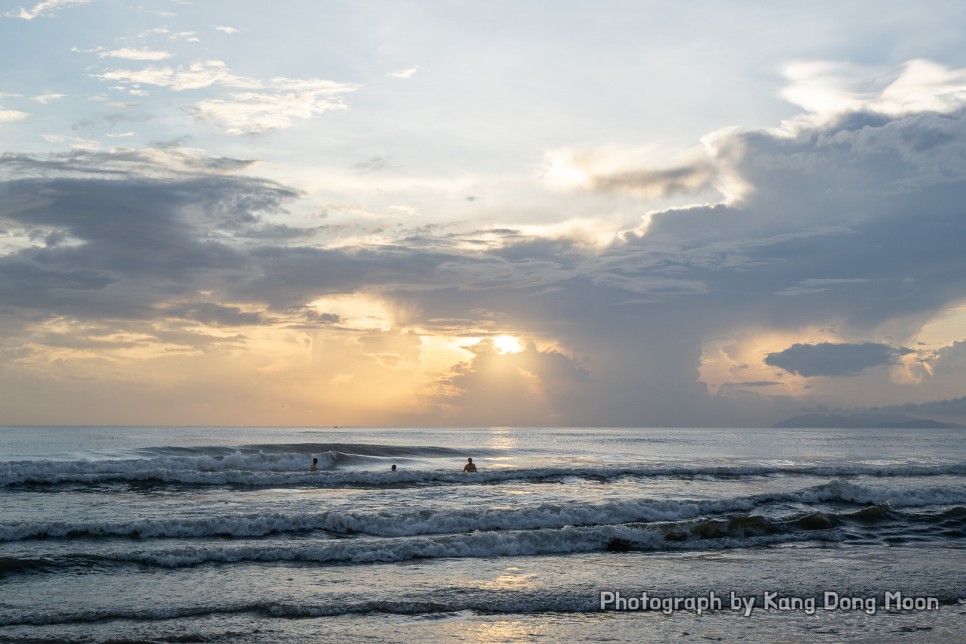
[764,342,913,377]
[296,308,343,325]
[490,236,583,266]
[611,108,966,334]
[239,245,457,310]
[407,105,966,423]
[233,223,323,242]
[162,302,266,326]
[0,149,478,327]
[0,149,298,318]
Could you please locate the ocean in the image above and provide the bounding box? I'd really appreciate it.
[1,425,963,643]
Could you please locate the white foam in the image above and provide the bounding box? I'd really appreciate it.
[2,456,964,488]
[4,480,960,543]
[0,496,739,541]
[98,523,800,569]
[800,479,966,507]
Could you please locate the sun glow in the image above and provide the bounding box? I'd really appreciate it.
[493,335,524,354]
[916,302,966,349]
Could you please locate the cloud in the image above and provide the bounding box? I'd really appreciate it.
[99,48,173,61]
[557,60,966,213]
[162,302,267,326]
[0,147,299,321]
[353,156,399,174]
[296,80,966,422]
[192,79,357,135]
[10,0,89,20]
[520,62,966,421]
[240,245,451,311]
[31,93,66,104]
[764,342,914,377]
[880,393,966,420]
[776,278,870,297]
[912,339,966,400]
[0,96,30,123]
[684,90,966,403]
[4,58,966,426]
[97,60,259,92]
[591,163,717,199]
[543,145,719,199]
[428,338,590,425]
[387,66,419,79]
[781,59,966,123]
[42,133,101,149]
[215,26,238,34]
[0,108,29,123]
[96,60,359,134]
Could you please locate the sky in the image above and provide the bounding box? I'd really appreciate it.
[2,0,966,427]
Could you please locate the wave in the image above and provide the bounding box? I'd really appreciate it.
[2,494,756,542]
[0,442,491,485]
[3,480,963,546]
[4,502,963,582]
[2,455,964,489]
[0,521,839,579]
[801,479,966,507]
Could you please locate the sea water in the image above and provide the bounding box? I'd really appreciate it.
[0,426,963,642]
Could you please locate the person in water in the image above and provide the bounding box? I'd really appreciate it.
[463,457,477,472]
[310,457,318,472]
[391,464,397,472]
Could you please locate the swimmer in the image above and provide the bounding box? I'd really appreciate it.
[310,457,318,472]
[463,457,477,472]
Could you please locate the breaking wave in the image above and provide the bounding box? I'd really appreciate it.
[2,443,964,489]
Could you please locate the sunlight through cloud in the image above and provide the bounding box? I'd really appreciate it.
[493,335,524,354]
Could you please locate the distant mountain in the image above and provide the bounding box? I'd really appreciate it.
[773,411,961,429]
